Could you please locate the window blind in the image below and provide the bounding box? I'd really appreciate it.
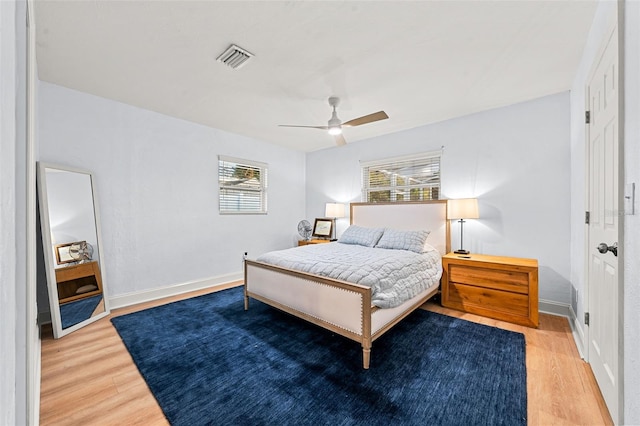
[218,156,268,214]
[361,152,440,203]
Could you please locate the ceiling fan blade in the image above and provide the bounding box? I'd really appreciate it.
[279,125,328,130]
[334,133,347,146]
[342,111,389,127]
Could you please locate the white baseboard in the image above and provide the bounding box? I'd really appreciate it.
[568,305,586,358]
[31,339,41,426]
[539,299,570,317]
[108,272,243,310]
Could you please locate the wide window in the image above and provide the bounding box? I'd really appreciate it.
[361,152,440,203]
[218,156,268,214]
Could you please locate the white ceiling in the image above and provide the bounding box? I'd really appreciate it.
[34,1,598,152]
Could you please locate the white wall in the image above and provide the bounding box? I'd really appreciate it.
[307,92,572,305]
[1,0,28,424]
[0,2,19,424]
[38,82,306,300]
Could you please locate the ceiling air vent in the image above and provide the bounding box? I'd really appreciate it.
[216,44,254,70]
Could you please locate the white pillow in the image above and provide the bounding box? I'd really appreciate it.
[338,225,385,247]
[422,242,438,254]
[375,228,431,253]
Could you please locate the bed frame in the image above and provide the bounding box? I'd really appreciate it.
[243,200,450,369]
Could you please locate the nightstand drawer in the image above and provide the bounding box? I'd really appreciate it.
[447,282,530,317]
[449,264,530,295]
[442,253,538,328]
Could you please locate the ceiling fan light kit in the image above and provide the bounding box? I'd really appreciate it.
[327,98,343,135]
[279,97,388,146]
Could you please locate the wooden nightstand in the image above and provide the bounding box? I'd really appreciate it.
[441,253,539,327]
[297,239,331,246]
[55,261,103,304]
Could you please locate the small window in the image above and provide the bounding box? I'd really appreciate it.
[361,152,440,203]
[218,156,268,214]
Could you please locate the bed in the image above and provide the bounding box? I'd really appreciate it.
[243,200,450,368]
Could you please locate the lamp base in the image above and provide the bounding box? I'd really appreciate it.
[454,249,470,255]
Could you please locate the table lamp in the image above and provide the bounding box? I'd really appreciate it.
[325,202,345,241]
[447,198,479,254]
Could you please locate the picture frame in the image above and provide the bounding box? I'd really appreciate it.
[312,218,333,238]
[54,241,82,265]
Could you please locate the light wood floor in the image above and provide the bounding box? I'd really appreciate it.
[40,283,613,426]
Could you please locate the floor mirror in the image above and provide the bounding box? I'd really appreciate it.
[37,162,110,338]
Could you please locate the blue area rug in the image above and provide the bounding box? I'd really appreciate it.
[112,287,527,425]
[60,294,102,329]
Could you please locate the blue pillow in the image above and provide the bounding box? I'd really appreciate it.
[338,225,385,248]
[375,228,431,253]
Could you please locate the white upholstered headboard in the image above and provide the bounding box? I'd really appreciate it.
[350,201,450,255]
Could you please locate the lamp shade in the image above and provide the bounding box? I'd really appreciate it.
[325,202,345,218]
[447,198,479,220]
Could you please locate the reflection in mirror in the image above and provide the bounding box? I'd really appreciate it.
[37,162,110,338]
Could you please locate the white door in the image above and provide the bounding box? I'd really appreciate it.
[586,19,621,423]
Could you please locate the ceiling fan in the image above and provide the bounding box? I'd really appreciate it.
[279,97,389,146]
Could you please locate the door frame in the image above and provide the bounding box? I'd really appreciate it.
[26,0,39,424]
[583,3,625,424]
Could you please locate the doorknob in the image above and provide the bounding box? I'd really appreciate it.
[597,242,618,257]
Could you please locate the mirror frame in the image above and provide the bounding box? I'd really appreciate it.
[37,162,110,338]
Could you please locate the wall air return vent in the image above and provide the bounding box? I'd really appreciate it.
[216,44,254,69]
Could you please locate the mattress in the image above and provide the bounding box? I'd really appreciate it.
[256,242,442,308]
